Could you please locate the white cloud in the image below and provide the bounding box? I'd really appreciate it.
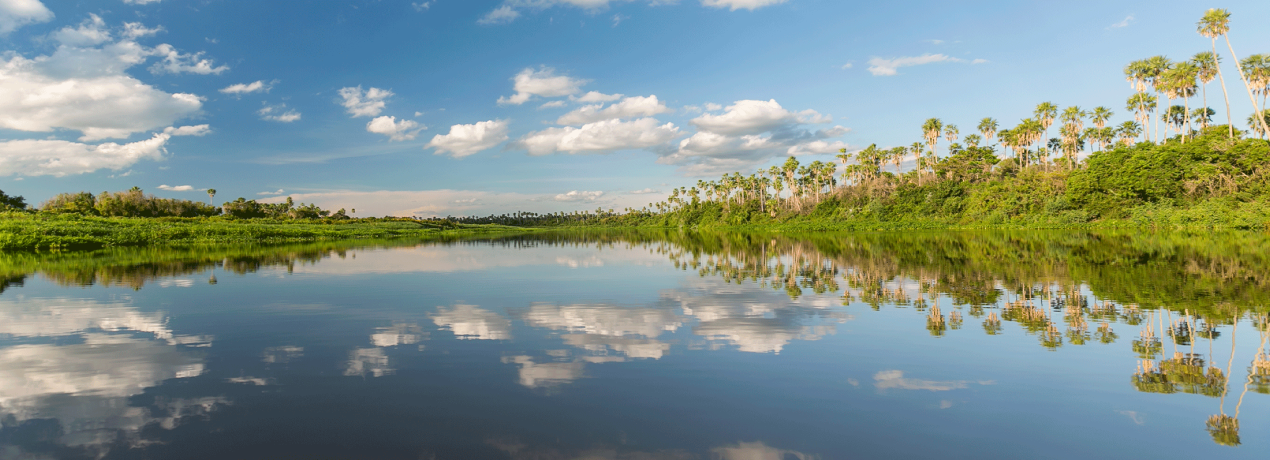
[1109,15,1134,29]
[0,132,170,177]
[0,0,54,34]
[123,0,163,4]
[700,0,788,11]
[539,100,567,109]
[704,102,723,111]
[163,124,210,136]
[258,189,285,196]
[338,86,394,117]
[612,14,629,27]
[0,50,202,141]
[51,14,110,46]
[220,80,273,95]
[478,5,520,25]
[691,99,797,136]
[572,91,623,103]
[840,62,853,69]
[149,43,229,74]
[122,21,163,38]
[366,115,424,141]
[426,119,510,158]
[971,58,989,64]
[867,54,961,76]
[412,1,432,11]
[630,188,660,194]
[517,117,680,155]
[660,100,850,175]
[556,95,671,125]
[554,190,604,202]
[498,67,589,105]
[157,184,194,191]
[258,104,301,122]
[925,39,945,45]
[786,139,851,155]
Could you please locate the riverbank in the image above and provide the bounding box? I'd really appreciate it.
[0,213,531,251]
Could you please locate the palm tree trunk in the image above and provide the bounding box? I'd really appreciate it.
[1213,38,1235,138]
[1226,35,1270,136]
[1184,95,1192,142]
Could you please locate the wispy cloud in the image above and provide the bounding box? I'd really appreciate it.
[157,185,195,192]
[867,54,984,76]
[1108,15,1134,29]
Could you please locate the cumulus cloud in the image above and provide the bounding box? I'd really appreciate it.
[572,91,623,103]
[149,43,229,74]
[0,132,170,177]
[366,115,424,141]
[258,104,301,122]
[517,118,680,156]
[0,40,205,140]
[338,86,394,117]
[556,95,671,125]
[163,124,211,136]
[554,190,604,202]
[157,184,194,191]
[0,0,54,34]
[867,54,966,76]
[690,99,797,136]
[426,119,510,158]
[659,99,851,175]
[220,80,273,95]
[122,21,163,38]
[498,67,589,105]
[477,5,520,25]
[51,14,111,46]
[700,0,789,11]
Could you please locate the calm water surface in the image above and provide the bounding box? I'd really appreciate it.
[1,231,1268,459]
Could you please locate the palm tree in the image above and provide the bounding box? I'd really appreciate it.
[944,124,959,148]
[964,134,982,147]
[1126,93,1157,143]
[206,188,216,206]
[1090,107,1113,129]
[1145,56,1174,143]
[1243,54,1270,115]
[1125,59,1153,140]
[922,118,943,157]
[1193,51,1220,130]
[1034,102,1058,152]
[1169,61,1200,140]
[1193,107,1217,128]
[1200,8,1270,138]
[978,118,998,147]
[1250,109,1270,139]
[1117,121,1142,146]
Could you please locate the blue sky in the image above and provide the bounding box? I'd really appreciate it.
[1,0,1268,217]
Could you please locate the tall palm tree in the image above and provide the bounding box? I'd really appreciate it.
[1090,107,1113,129]
[944,124,959,148]
[1145,56,1174,143]
[1168,61,1201,140]
[206,188,216,206]
[922,118,943,157]
[1034,102,1058,153]
[964,133,982,147]
[1200,8,1270,137]
[1125,60,1153,140]
[1193,51,1220,130]
[1117,121,1142,146]
[1243,54,1270,114]
[1199,10,1236,137]
[1126,93,1157,143]
[1060,106,1085,167]
[978,117,998,147]
[1193,107,1217,128]
[1250,109,1270,140]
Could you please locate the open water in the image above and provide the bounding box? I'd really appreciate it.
[1,230,1267,459]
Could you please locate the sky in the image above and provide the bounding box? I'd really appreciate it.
[1,0,1269,217]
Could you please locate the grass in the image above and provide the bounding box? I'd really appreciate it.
[0,213,533,251]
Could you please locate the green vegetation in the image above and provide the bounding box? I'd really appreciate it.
[0,212,527,251]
